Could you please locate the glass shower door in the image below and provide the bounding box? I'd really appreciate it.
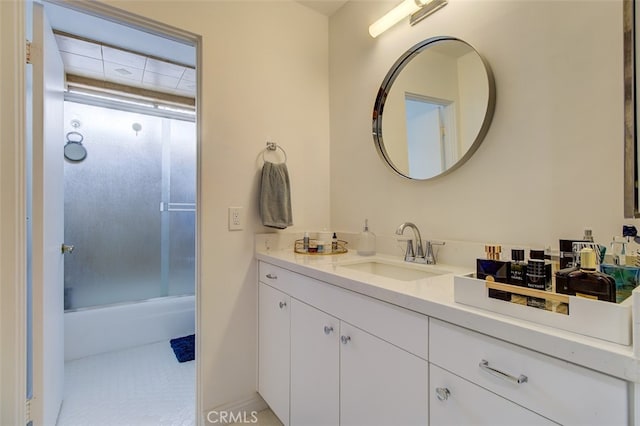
[63,101,195,310]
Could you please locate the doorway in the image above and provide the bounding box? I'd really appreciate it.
[27,2,200,425]
[404,93,457,179]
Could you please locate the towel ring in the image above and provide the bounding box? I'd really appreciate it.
[263,142,287,164]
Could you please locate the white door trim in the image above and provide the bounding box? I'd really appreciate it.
[1,0,202,424]
[0,1,28,424]
[42,1,203,424]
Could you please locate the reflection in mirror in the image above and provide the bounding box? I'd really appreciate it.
[373,36,496,180]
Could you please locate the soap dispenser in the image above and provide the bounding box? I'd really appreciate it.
[357,219,376,256]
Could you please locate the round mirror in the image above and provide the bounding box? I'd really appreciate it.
[373,36,496,180]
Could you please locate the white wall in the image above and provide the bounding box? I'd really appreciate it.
[330,0,627,253]
[104,0,330,414]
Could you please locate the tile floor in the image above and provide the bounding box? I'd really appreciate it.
[57,340,195,426]
[228,409,283,426]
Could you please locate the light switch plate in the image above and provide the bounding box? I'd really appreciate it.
[228,206,243,231]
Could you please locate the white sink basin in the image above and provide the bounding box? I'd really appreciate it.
[338,260,448,281]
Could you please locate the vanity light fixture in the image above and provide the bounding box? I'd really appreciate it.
[368,0,448,38]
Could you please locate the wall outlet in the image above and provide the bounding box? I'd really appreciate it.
[228,206,243,231]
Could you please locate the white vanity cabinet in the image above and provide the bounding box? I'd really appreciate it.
[429,318,628,425]
[258,282,291,426]
[258,259,630,426]
[258,261,429,426]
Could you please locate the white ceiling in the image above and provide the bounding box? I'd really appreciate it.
[54,33,196,98]
[296,1,348,16]
[43,1,196,99]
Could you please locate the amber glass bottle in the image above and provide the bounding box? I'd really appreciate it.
[560,248,616,303]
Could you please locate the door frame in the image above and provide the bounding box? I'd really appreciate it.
[0,1,202,423]
[0,1,28,424]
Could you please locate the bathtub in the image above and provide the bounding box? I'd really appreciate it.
[64,294,195,361]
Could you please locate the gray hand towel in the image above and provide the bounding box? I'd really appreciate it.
[260,161,293,229]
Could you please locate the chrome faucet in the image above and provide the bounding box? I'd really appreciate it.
[396,222,425,263]
[395,222,445,264]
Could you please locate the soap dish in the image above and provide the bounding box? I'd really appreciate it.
[294,239,348,255]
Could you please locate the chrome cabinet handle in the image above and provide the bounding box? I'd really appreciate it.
[340,335,351,345]
[435,387,450,401]
[61,243,75,254]
[324,325,334,335]
[266,273,278,279]
[479,359,528,385]
[279,301,287,309]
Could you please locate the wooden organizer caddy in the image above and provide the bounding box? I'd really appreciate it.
[454,274,633,345]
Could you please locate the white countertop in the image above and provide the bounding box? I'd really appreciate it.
[256,247,640,383]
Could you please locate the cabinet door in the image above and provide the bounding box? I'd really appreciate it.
[258,282,290,426]
[430,364,555,426]
[290,299,339,425]
[340,322,428,426]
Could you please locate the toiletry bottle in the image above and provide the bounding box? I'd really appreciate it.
[332,232,338,252]
[509,249,527,287]
[559,247,616,303]
[303,232,310,253]
[583,229,594,242]
[357,219,376,256]
[526,249,552,309]
[476,245,511,301]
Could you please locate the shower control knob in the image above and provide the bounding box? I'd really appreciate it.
[61,244,75,254]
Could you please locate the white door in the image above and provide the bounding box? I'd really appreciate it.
[340,323,428,426]
[429,364,555,426]
[257,282,290,426]
[290,299,339,425]
[406,99,443,178]
[31,3,65,425]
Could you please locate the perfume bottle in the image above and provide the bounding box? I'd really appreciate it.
[526,249,552,309]
[559,239,588,269]
[509,249,527,287]
[559,247,616,303]
[476,245,511,301]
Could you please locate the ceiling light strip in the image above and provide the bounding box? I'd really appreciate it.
[65,89,195,123]
[66,74,195,107]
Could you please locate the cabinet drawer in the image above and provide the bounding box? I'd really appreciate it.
[259,261,428,359]
[429,319,627,425]
[430,364,554,426]
[259,261,298,288]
